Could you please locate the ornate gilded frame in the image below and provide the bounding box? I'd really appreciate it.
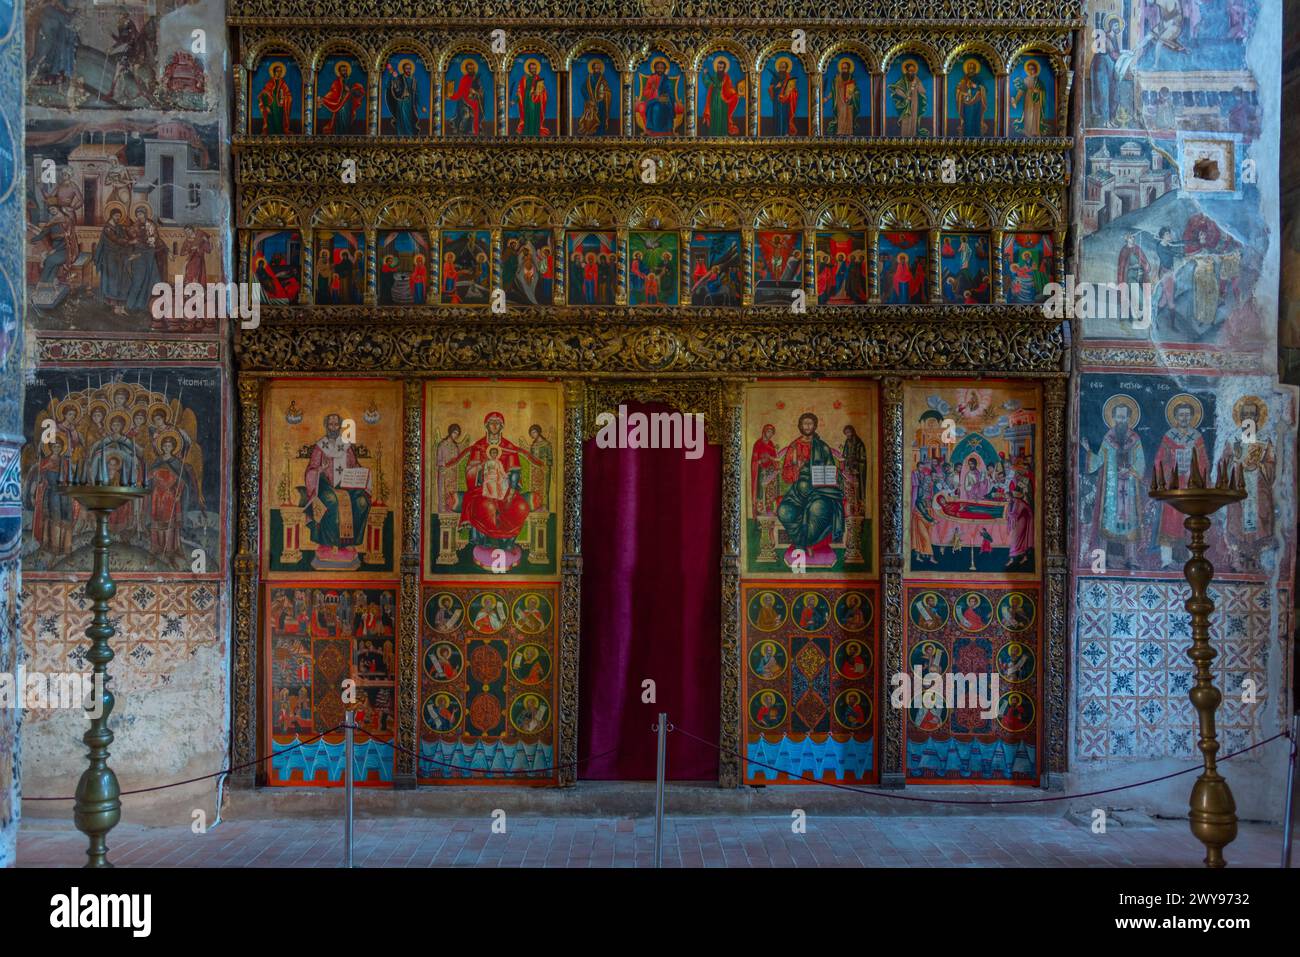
[229,2,1079,790]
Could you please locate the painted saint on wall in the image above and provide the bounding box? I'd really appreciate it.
[815,231,868,304]
[878,231,929,304]
[688,230,742,306]
[1009,54,1055,137]
[947,56,997,137]
[252,56,302,134]
[508,54,557,137]
[381,54,430,136]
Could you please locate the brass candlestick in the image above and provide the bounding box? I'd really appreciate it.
[59,482,145,868]
[1148,452,1247,868]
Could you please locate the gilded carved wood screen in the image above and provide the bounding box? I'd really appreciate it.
[229,0,1077,789]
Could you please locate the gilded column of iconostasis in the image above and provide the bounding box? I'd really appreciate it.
[230,0,1079,788]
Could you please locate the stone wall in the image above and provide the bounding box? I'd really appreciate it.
[20,0,231,825]
[1072,0,1296,819]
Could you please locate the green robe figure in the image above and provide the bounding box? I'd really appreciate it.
[776,412,844,568]
[516,58,550,136]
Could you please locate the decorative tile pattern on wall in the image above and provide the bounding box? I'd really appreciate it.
[1073,576,1273,761]
[20,579,222,711]
[741,582,879,784]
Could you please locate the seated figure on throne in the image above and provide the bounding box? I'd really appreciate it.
[774,412,844,568]
[302,412,371,570]
[450,411,546,571]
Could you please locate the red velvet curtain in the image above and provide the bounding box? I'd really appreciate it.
[578,402,721,780]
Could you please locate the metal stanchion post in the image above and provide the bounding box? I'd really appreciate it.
[345,710,355,869]
[1283,712,1298,869]
[654,712,668,869]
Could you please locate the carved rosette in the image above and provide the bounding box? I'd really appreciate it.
[558,379,585,786]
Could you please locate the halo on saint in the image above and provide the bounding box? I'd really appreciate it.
[1101,393,1140,429]
[1164,393,1203,429]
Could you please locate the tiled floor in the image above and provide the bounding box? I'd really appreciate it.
[16,814,1288,867]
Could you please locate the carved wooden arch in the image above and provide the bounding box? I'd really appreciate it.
[816,40,879,76]
[689,197,745,229]
[941,198,995,230]
[564,195,620,229]
[242,37,310,74]
[372,38,437,82]
[502,195,559,228]
[1005,198,1059,232]
[311,198,368,229]
[943,40,1006,77]
[436,196,493,228]
[627,196,686,230]
[753,198,809,230]
[878,40,942,77]
[879,198,934,230]
[374,196,434,230]
[815,199,871,231]
[582,379,728,445]
[564,36,630,73]
[309,39,373,135]
[244,195,303,231]
[504,37,566,74]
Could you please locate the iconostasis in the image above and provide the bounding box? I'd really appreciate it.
[229,0,1077,789]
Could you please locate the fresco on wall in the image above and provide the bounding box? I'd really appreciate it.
[262,379,402,579]
[904,380,1040,579]
[424,379,561,578]
[743,380,876,577]
[25,118,224,334]
[267,583,397,786]
[1077,372,1290,578]
[26,0,213,112]
[418,583,558,782]
[742,583,878,783]
[903,583,1041,784]
[21,367,223,575]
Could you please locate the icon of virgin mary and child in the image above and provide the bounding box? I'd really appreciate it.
[447,411,548,570]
